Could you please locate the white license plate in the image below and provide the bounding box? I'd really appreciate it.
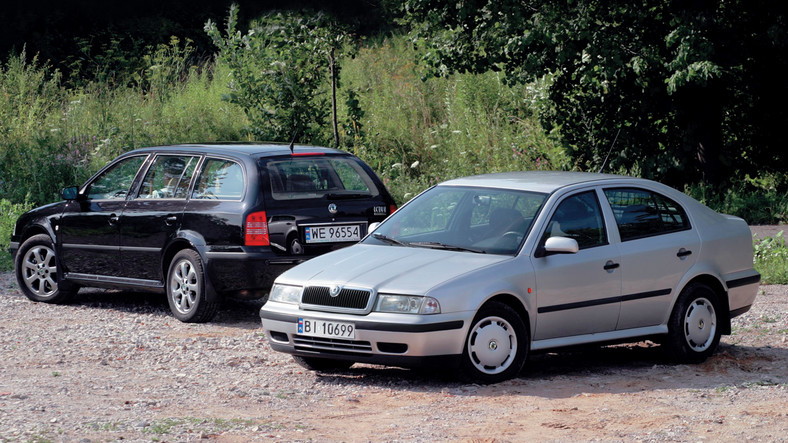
[298,318,356,339]
[304,224,362,243]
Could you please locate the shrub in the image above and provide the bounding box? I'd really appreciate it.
[754,231,788,285]
[0,199,34,271]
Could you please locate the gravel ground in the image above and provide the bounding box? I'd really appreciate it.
[1,269,787,442]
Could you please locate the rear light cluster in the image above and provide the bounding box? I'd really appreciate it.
[245,211,270,246]
[389,204,398,215]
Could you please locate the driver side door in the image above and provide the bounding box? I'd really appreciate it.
[58,155,148,278]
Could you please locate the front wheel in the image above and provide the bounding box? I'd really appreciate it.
[665,283,721,363]
[461,301,529,384]
[15,234,77,303]
[166,249,217,323]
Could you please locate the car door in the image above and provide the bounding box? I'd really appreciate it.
[531,190,622,340]
[602,187,700,330]
[58,155,148,278]
[118,154,199,282]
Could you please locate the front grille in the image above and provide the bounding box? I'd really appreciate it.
[302,286,370,309]
[293,335,373,355]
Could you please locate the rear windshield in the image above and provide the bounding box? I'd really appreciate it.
[264,156,380,200]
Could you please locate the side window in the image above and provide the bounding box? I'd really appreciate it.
[192,159,244,200]
[543,191,607,249]
[604,188,690,241]
[86,156,146,200]
[137,155,198,199]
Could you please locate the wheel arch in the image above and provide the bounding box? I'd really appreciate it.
[162,234,220,304]
[480,293,532,337]
[680,274,731,335]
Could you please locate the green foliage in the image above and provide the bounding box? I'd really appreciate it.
[338,36,567,203]
[0,45,247,207]
[1,199,34,270]
[205,5,350,144]
[754,231,788,285]
[403,1,788,189]
[685,178,788,225]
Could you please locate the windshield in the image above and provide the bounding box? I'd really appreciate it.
[264,156,380,200]
[364,185,547,255]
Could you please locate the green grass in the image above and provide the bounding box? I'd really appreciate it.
[754,231,788,285]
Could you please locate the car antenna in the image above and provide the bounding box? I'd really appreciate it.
[288,129,299,154]
[598,127,622,173]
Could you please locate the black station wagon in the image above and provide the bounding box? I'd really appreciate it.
[10,143,396,322]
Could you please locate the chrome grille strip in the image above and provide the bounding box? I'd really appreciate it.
[293,335,373,353]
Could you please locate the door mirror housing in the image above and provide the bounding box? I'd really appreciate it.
[542,236,579,255]
[61,186,79,201]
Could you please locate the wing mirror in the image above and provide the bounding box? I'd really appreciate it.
[367,222,380,234]
[541,236,579,256]
[61,186,79,200]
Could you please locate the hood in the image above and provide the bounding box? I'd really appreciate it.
[277,244,511,295]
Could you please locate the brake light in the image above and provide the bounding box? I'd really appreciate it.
[389,204,398,215]
[245,211,269,246]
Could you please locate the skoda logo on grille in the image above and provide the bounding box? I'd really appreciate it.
[328,203,338,214]
[329,285,342,297]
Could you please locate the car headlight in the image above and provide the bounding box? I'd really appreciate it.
[269,284,302,304]
[374,294,441,314]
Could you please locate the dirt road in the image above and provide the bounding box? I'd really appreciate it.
[1,271,786,442]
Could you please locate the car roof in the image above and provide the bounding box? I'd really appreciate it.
[440,171,639,194]
[127,143,348,158]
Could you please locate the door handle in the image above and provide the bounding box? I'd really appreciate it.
[108,215,119,225]
[603,260,620,271]
[165,216,178,226]
[677,248,692,258]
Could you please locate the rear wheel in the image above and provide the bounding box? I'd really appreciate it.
[166,249,217,323]
[461,301,529,383]
[665,283,721,363]
[292,355,354,371]
[15,234,77,303]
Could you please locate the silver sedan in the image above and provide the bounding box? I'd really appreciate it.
[260,172,760,383]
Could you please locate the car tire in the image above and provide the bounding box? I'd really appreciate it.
[15,234,77,303]
[292,355,354,371]
[461,301,529,383]
[166,249,217,323]
[665,282,721,363]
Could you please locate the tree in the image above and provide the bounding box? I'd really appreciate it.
[403,0,788,187]
[205,5,352,144]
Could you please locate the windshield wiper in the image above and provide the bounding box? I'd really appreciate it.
[409,241,486,254]
[372,233,408,247]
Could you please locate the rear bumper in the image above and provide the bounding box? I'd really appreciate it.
[204,250,312,299]
[725,270,761,318]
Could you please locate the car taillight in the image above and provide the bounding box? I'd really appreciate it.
[389,204,398,215]
[245,211,269,246]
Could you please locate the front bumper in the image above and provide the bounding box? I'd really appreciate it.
[260,302,469,369]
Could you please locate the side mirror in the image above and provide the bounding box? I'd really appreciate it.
[367,222,380,234]
[543,236,579,255]
[61,186,79,200]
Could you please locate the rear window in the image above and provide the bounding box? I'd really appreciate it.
[265,156,380,200]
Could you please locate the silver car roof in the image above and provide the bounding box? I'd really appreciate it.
[439,171,630,194]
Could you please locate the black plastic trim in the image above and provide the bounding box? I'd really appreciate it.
[538,288,672,314]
